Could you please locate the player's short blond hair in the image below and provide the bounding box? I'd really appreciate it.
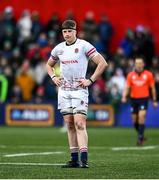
[62,20,76,30]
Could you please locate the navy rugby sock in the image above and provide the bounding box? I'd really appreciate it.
[80,147,88,162]
[70,147,79,162]
[134,122,139,132]
[138,124,145,140]
[71,152,78,162]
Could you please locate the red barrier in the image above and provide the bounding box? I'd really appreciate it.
[0,0,159,53]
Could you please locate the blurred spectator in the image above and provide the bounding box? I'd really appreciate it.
[120,29,135,57]
[37,32,48,47]
[107,83,122,112]
[11,47,23,72]
[126,58,135,74]
[92,34,106,53]
[108,68,125,94]
[40,42,52,61]
[91,76,108,104]
[133,25,155,66]
[0,74,8,103]
[28,44,42,67]
[104,60,115,79]
[26,43,40,60]
[46,13,61,41]
[42,74,57,101]
[31,11,43,41]
[2,27,17,50]
[15,60,35,101]
[98,14,113,55]
[150,56,159,72]
[65,10,76,20]
[3,6,16,30]
[32,85,45,103]
[143,27,155,66]
[3,65,14,100]
[17,10,32,42]
[10,84,23,103]
[113,47,125,66]
[19,36,32,56]
[2,41,13,59]
[33,60,47,85]
[0,56,8,72]
[0,12,6,48]
[81,11,98,43]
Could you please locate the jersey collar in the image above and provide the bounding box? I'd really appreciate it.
[66,38,77,46]
[134,69,145,76]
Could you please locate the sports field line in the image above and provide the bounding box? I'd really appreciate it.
[1,144,158,151]
[0,145,110,149]
[0,162,65,166]
[112,145,158,151]
[0,145,6,148]
[4,151,64,157]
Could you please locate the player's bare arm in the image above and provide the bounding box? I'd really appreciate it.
[150,84,158,107]
[46,58,61,87]
[121,85,130,103]
[78,53,108,87]
[91,53,108,81]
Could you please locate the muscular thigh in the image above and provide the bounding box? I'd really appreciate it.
[58,89,72,110]
[71,89,88,116]
[63,114,74,123]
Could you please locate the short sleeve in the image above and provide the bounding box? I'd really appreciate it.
[149,72,155,87]
[84,41,98,60]
[49,46,59,62]
[126,73,132,87]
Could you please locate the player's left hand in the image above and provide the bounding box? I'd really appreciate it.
[153,101,158,108]
[78,79,92,88]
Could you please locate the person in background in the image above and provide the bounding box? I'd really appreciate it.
[122,57,158,146]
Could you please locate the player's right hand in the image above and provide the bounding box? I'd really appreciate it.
[121,97,127,103]
[153,101,158,108]
[78,79,92,88]
[52,77,61,87]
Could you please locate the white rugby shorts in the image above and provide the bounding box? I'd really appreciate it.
[58,88,88,113]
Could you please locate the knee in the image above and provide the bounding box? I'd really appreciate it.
[138,113,146,123]
[75,121,86,131]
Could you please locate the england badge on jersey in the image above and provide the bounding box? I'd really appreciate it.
[75,48,79,53]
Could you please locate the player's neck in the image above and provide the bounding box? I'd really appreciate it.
[135,69,144,75]
[66,38,77,46]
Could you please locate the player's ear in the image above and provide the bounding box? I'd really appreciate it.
[74,30,77,36]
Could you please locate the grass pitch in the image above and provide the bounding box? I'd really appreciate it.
[0,127,159,179]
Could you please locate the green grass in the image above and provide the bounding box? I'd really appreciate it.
[0,127,159,179]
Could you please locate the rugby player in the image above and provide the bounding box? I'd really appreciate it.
[46,20,108,168]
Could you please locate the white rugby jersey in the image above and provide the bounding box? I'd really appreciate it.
[50,38,98,90]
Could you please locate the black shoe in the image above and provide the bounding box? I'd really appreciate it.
[61,160,80,168]
[80,161,89,168]
[137,137,147,146]
[137,139,144,146]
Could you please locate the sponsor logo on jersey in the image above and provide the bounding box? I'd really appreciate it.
[61,60,78,64]
[142,74,147,80]
[132,75,136,80]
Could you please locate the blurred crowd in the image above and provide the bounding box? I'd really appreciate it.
[0,6,159,109]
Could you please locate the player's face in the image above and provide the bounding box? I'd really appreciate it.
[62,29,77,44]
[135,58,145,72]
